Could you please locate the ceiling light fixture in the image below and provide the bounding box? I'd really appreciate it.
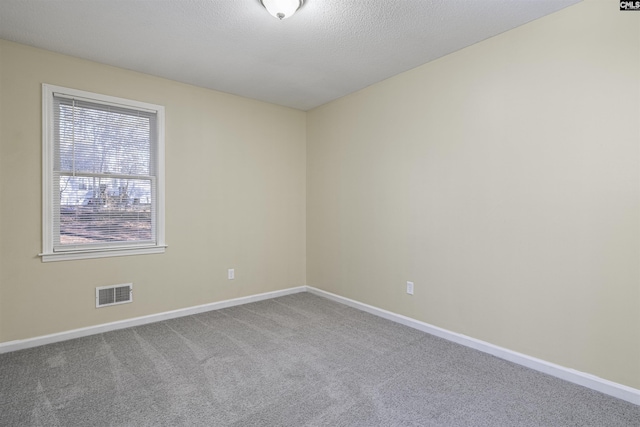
[260,0,304,20]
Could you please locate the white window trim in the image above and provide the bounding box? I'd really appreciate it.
[40,84,166,262]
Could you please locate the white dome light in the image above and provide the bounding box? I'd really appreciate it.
[260,0,304,20]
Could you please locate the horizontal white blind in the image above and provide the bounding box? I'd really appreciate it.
[52,95,158,251]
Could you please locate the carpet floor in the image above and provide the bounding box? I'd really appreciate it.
[0,292,638,426]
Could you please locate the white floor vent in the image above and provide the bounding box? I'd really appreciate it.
[96,284,133,308]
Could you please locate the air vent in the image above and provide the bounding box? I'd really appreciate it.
[96,283,133,308]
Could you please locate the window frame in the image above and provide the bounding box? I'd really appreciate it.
[41,84,166,262]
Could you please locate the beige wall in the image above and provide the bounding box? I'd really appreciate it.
[307,0,640,389]
[0,40,306,342]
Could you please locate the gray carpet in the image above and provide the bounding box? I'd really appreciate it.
[0,292,638,426]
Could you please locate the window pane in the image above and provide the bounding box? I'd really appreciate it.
[57,100,152,176]
[57,176,153,246]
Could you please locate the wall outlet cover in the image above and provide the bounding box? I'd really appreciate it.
[406,281,414,295]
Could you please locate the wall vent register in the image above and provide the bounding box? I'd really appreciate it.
[96,283,133,308]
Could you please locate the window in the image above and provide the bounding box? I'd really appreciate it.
[41,84,165,262]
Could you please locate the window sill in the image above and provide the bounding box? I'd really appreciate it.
[39,245,166,262]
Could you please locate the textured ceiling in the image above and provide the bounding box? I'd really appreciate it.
[0,0,581,111]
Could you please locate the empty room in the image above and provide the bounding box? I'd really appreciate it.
[0,0,639,425]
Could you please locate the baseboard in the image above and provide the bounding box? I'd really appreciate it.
[306,286,640,406]
[0,286,306,355]
[2,284,637,406]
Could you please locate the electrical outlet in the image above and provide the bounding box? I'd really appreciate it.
[228,269,235,280]
[406,281,414,295]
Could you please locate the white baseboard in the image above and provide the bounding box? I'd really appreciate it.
[1,284,637,406]
[0,286,306,355]
[306,286,640,406]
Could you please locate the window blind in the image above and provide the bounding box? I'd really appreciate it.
[52,94,158,251]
